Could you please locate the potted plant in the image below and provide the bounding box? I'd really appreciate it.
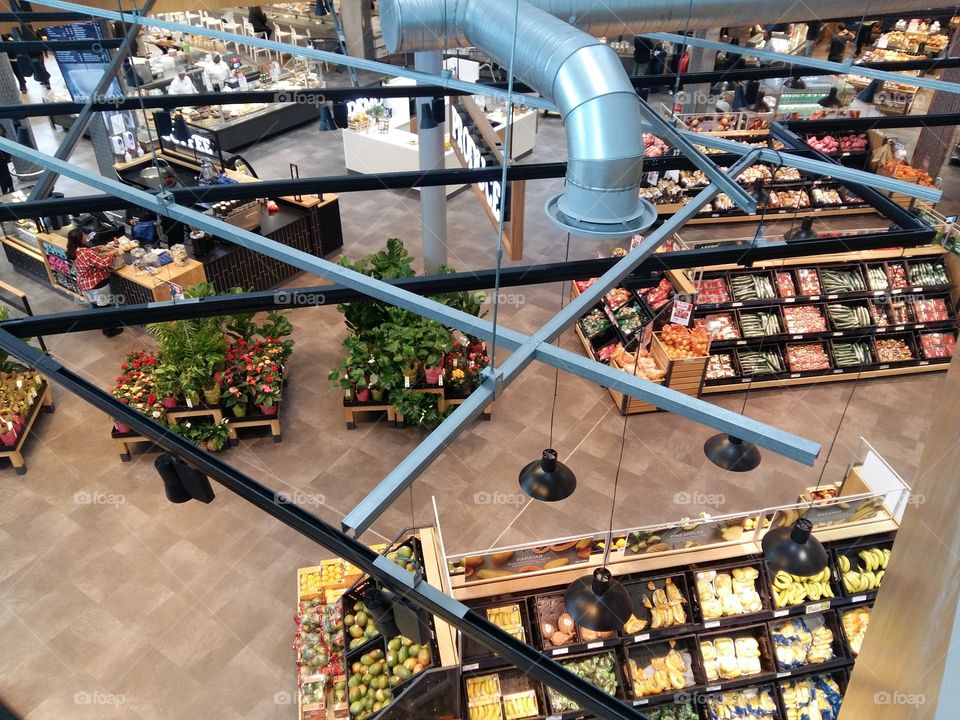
[418,322,452,386]
[447,367,470,395]
[221,384,249,417]
[255,381,282,415]
[0,417,18,446]
[328,336,373,401]
[199,419,231,452]
[152,362,180,408]
[390,390,452,431]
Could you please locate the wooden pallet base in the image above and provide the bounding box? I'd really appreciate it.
[228,414,283,443]
[343,402,395,430]
[0,381,54,474]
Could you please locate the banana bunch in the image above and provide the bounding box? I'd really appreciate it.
[502,691,538,719]
[771,567,834,608]
[642,578,688,628]
[841,607,870,657]
[781,676,843,720]
[840,547,889,593]
[467,702,504,720]
[466,676,500,702]
[629,645,689,697]
[706,688,778,720]
[486,605,522,628]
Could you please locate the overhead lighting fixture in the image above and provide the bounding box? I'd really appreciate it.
[319,105,338,131]
[155,453,215,503]
[704,434,761,472]
[564,567,633,632]
[419,101,438,130]
[364,584,432,645]
[762,517,828,576]
[518,449,576,501]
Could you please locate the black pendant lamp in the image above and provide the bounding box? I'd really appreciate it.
[564,567,633,632]
[564,393,634,632]
[518,449,576,502]
[704,434,761,472]
[762,517,828,576]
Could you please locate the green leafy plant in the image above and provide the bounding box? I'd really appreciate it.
[151,361,181,401]
[390,390,453,430]
[327,335,373,393]
[431,266,487,318]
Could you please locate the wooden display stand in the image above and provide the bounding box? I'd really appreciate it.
[650,332,709,398]
[0,380,54,474]
[112,427,156,462]
[227,405,282,443]
[342,398,396,430]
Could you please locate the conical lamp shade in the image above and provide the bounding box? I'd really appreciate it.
[762,518,828,576]
[564,568,633,632]
[518,449,576,501]
[704,434,761,472]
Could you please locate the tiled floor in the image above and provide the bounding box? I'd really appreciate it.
[0,49,951,720]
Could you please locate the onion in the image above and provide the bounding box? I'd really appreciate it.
[557,613,576,635]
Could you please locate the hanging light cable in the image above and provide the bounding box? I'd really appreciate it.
[519,232,578,501]
[564,404,633,631]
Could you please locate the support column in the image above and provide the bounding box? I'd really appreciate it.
[415,50,447,273]
[684,29,720,114]
[911,30,960,178]
[340,0,374,60]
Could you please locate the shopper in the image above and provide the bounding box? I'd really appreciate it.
[16,25,50,89]
[66,228,123,337]
[2,34,27,93]
[854,21,879,57]
[757,30,774,66]
[168,69,198,95]
[248,5,273,39]
[827,25,853,63]
[648,43,667,91]
[203,54,231,92]
[633,35,653,76]
[131,170,186,245]
[0,128,14,195]
[817,87,844,108]
[804,21,822,56]
[721,37,745,72]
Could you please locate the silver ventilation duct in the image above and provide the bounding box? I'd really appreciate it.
[381,0,656,237]
[381,0,934,237]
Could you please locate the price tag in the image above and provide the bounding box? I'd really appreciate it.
[736,340,746,346]
[711,213,720,218]
[877,327,887,333]
[814,207,823,212]
[634,699,650,706]
[792,335,803,340]
[790,373,801,378]
[587,641,604,649]
[833,332,843,336]
[731,302,743,307]
[404,376,411,388]
[646,171,660,185]
[810,296,820,301]
[916,324,925,329]
[894,326,904,331]
[785,297,796,303]
[851,595,867,603]
[634,633,650,643]
[773,610,789,617]
[185,397,193,408]
[892,288,903,294]
[462,663,479,672]
[915,287,924,293]
[438,373,444,387]
[827,294,838,300]
[920,360,930,366]
[874,290,885,296]
[671,299,693,326]
[832,369,844,374]
[552,647,569,656]
[704,621,720,628]
[777,672,792,679]
[880,364,890,369]
[741,377,751,383]
[547,715,562,720]
[806,601,830,613]
[706,685,721,693]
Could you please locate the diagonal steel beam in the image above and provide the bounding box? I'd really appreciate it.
[683,130,943,203]
[344,152,820,535]
[29,0,155,201]
[0,328,651,720]
[0,138,819,478]
[644,31,960,97]
[27,0,555,111]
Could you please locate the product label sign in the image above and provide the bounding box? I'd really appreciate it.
[451,538,594,583]
[670,300,693,326]
[624,515,756,555]
[450,106,507,222]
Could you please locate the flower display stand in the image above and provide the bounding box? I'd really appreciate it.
[112,427,157,462]
[342,397,396,430]
[226,403,283,443]
[444,394,493,421]
[165,404,236,442]
[0,379,54,474]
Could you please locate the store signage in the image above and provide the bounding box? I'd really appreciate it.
[450,106,507,223]
[670,299,693,326]
[449,97,526,261]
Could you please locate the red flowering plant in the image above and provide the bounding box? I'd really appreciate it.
[221,337,286,409]
[111,350,166,424]
[466,344,490,383]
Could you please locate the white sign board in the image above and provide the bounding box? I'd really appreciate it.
[450,105,503,222]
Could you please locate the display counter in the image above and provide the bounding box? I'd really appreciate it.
[185,96,321,152]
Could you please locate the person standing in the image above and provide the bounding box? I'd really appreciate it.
[66,228,123,337]
[168,69,198,95]
[818,87,844,108]
[633,35,653,76]
[17,25,50,89]
[2,34,27,93]
[648,42,667,92]
[0,128,14,194]
[827,24,853,63]
[248,5,273,39]
[757,30,774,66]
[805,21,822,56]
[203,53,231,91]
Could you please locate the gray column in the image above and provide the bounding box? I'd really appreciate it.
[911,30,960,179]
[0,53,41,179]
[341,0,374,60]
[415,50,447,273]
[684,29,720,113]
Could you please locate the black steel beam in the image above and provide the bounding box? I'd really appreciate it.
[0,10,88,20]
[0,329,650,720]
[0,39,125,51]
[0,227,932,338]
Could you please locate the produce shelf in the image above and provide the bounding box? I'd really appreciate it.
[703,360,949,393]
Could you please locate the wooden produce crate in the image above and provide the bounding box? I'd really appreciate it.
[651,332,709,398]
